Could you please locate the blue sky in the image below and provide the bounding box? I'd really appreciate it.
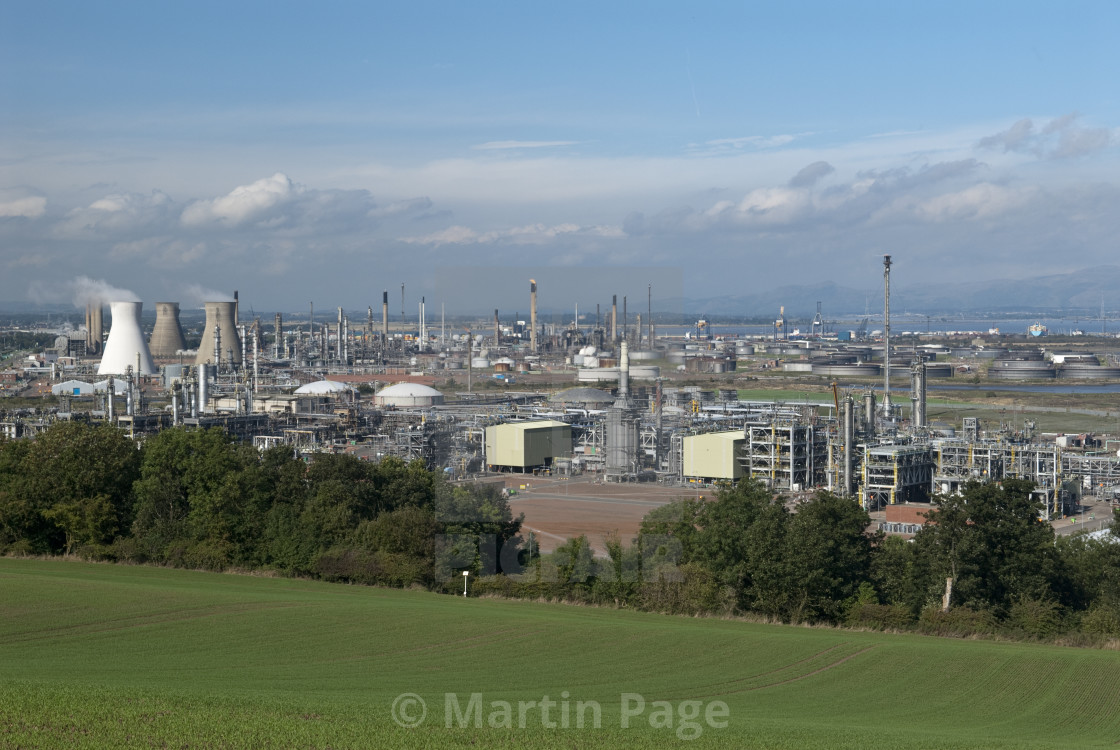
[3,1,1120,313]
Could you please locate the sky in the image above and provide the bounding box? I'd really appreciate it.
[3,1,1120,315]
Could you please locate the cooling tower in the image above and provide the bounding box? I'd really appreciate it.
[98,301,156,376]
[195,301,242,366]
[149,302,187,357]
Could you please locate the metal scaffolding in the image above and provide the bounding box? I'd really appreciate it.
[859,443,934,510]
[742,420,825,491]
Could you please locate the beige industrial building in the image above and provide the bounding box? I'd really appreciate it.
[682,430,745,481]
[485,420,572,472]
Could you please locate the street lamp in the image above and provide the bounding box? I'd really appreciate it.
[462,570,469,597]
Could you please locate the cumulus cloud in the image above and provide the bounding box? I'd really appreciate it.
[788,161,835,188]
[56,190,172,236]
[0,195,47,219]
[875,183,1036,223]
[978,114,1113,159]
[178,172,387,235]
[180,172,296,227]
[655,159,1000,233]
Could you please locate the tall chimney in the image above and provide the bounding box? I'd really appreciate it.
[274,313,283,359]
[530,279,538,353]
[494,309,500,348]
[883,255,892,414]
[90,304,104,355]
[611,295,618,342]
[382,290,389,345]
[337,306,344,362]
[233,290,239,326]
[619,340,630,397]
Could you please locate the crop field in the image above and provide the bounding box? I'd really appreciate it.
[3,560,1120,748]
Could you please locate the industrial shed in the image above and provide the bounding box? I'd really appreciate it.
[682,430,745,481]
[51,380,95,396]
[485,420,572,472]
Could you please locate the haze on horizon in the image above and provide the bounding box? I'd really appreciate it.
[3,2,1120,314]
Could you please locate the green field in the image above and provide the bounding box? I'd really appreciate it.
[3,560,1120,748]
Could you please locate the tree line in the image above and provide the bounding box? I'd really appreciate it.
[3,421,1120,641]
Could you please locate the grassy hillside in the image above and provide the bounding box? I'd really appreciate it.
[2,559,1119,749]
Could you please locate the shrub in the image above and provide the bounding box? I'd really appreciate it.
[846,603,915,631]
[183,539,234,571]
[1006,598,1064,639]
[1080,603,1120,637]
[918,606,998,637]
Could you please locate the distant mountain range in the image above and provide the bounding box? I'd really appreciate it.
[4,266,1119,320]
[676,266,1120,318]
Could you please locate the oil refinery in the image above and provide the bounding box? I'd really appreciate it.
[6,265,1120,540]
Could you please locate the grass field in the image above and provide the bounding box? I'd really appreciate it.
[3,560,1120,748]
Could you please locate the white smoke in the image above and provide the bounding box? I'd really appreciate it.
[181,283,235,305]
[28,276,141,307]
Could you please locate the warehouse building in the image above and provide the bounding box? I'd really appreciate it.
[682,430,745,482]
[485,420,572,472]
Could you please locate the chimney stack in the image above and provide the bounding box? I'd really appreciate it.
[530,279,538,353]
[611,295,618,342]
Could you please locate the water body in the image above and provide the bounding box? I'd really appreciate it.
[843,383,1120,395]
[659,318,1112,337]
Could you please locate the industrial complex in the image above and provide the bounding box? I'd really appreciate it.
[5,259,1120,545]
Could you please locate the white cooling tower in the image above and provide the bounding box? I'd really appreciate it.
[195,301,242,366]
[97,301,157,376]
[149,302,187,357]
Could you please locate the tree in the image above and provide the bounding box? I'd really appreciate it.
[131,427,254,560]
[19,422,141,554]
[915,479,1061,613]
[0,438,37,552]
[784,491,875,622]
[638,498,704,563]
[692,480,791,616]
[434,481,523,575]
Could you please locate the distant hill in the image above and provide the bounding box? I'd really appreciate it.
[678,265,1120,317]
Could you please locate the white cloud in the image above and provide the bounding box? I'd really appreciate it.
[402,222,624,247]
[0,195,46,218]
[56,191,172,235]
[788,161,835,188]
[181,172,296,227]
[876,183,1035,223]
[473,140,579,150]
[977,114,1113,160]
[703,134,798,150]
